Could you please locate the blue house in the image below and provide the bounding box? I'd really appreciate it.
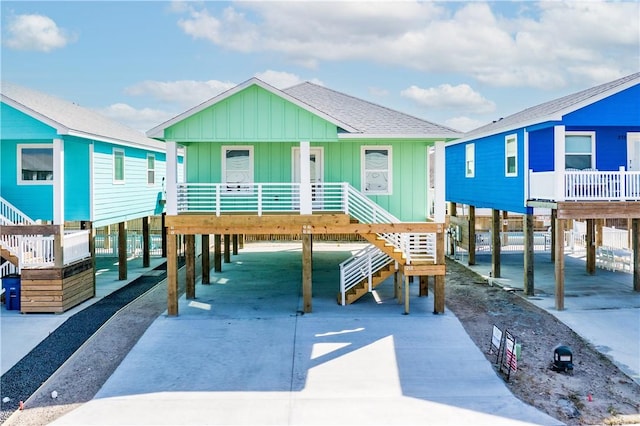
[445,72,640,309]
[0,82,172,312]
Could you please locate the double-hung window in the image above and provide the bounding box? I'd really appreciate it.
[505,134,517,176]
[465,143,475,178]
[113,149,125,183]
[18,144,53,184]
[565,132,594,170]
[361,146,392,195]
[147,154,155,185]
[222,146,253,192]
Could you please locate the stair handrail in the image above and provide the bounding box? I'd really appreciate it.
[339,245,394,305]
[0,197,35,225]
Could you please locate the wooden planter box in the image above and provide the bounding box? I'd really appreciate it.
[20,259,94,313]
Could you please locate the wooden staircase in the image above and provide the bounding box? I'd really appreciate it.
[1,246,19,268]
[360,233,406,264]
[338,260,396,305]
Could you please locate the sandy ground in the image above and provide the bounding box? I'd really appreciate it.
[4,256,640,426]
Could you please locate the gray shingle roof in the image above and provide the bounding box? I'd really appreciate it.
[284,82,461,138]
[462,72,640,141]
[1,81,164,150]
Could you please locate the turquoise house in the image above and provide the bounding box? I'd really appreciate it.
[147,77,460,315]
[0,82,172,312]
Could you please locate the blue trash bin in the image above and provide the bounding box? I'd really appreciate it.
[2,274,21,311]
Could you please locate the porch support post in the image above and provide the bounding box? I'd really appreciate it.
[449,202,456,256]
[501,211,509,246]
[239,234,244,249]
[202,234,210,284]
[523,212,535,296]
[394,268,401,301]
[555,217,565,310]
[53,138,64,225]
[491,209,501,278]
[142,216,150,268]
[596,219,604,248]
[633,218,640,292]
[468,205,476,265]
[118,221,127,280]
[166,141,178,215]
[232,234,239,255]
[214,234,222,272]
[53,225,64,268]
[403,274,410,315]
[550,209,557,262]
[434,227,445,314]
[299,141,312,215]
[185,234,196,299]
[586,219,596,275]
[167,232,178,316]
[224,234,231,263]
[419,276,428,297]
[434,141,446,222]
[302,233,313,313]
[553,125,566,202]
[161,213,167,258]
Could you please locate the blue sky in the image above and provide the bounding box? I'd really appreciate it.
[2,1,639,133]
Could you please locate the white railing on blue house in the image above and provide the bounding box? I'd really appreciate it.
[529,168,640,201]
[0,230,91,269]
[0,197,35,226]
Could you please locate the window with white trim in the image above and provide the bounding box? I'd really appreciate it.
[147,154,155,184]
[565,132,594,170]
[113,149,125,183]
[18,144,53,184]
[361,146,392,195]
[222,146,253,192]
[465,143,475,178]
[505,134,517,176]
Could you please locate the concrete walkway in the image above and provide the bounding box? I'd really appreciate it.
[49,243,560,426]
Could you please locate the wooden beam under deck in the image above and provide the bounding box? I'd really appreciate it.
[554,202,640,219]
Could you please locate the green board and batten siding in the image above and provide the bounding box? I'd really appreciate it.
[163,84,431,221]
[164,85,339,143]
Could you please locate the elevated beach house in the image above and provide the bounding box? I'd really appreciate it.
[147,77,461,315]
[1,82,170,312]
[445,72,640,309]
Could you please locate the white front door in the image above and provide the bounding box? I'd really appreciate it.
[293,147,324,208]
[627,132,640,171]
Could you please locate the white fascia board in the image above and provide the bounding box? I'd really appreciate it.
[339,133,461,140]
[448,78,639,146]
[2,95,70,134]
[146,77,359,139]
[63,130,166,153]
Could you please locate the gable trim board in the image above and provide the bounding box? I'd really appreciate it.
[147,78,360,138]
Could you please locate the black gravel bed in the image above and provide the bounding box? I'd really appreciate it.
[0,261,174,423]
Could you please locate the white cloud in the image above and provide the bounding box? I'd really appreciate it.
[97,103,176,134]
[401,83,496,114]
[444,116,487,133]
[125,80,236,107]
[254,70,323,89]
[171,1,639,89]
[4,14,74,52]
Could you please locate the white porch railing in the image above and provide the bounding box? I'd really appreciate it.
[0,230,90,269]
[339,245,394,306]
[0,197,35,225]
[529,169,640,201]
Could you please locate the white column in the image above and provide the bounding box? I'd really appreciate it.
[53,138,64,224]
[434,141,446,223]
[553,125,566,201]
[299,141,312,214]
[166,141,178,215]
